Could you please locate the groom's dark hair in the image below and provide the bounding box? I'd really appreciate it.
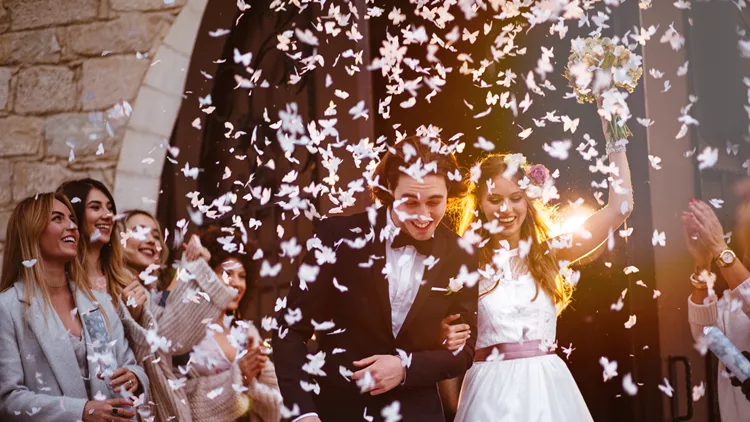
[370,135,469,208]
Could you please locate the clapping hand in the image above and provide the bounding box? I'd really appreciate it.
[687,199,728,259]
[681,209,712,271]
[238,338,268,384]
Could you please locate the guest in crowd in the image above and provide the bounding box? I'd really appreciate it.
[684,198,750,420]
[0,193,148,421]
[118,209,238,422]
[183,225,282,422]
[57,179,146,313]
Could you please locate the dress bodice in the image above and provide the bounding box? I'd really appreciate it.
[475,248,558,349]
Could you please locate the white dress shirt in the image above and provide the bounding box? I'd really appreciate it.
[292,209,427,422]
[385,209,427,338]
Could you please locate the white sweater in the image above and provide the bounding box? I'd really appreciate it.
[688,277,750,422]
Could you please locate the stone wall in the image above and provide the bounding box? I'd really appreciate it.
[0,0,189,267]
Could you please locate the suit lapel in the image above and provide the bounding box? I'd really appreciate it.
[19,282,89,399]
[368,207,393,339]
[396,228,447,342]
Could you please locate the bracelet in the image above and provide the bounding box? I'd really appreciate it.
[690,273,708,290]
[606,139,628,154]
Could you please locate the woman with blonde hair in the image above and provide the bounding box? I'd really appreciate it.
[0,193,148,421]
[116,209,238,422]
[442,110,633,421]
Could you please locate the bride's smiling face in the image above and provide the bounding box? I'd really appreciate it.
[479,174,528,244]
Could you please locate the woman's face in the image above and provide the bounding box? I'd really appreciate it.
[84,188,114,246]
[216,258,247,311]
[123,214,162,271]
[479,174,529,246]
[39,199,79,263]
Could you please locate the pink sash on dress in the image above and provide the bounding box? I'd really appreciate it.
[474,339,555,362]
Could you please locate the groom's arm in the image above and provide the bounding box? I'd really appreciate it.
[272,219,336,418]
[402,260,479,388]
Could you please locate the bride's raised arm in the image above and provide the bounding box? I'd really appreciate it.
[553,109,634,264]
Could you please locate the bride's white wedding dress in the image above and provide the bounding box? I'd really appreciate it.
[455,248,593,422]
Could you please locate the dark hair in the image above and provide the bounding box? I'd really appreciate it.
[199,224,258,299]
[56,178,131,298]
[57,178,118,235]
[370,136,470,208]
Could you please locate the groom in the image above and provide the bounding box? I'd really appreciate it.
[273,136,479,422]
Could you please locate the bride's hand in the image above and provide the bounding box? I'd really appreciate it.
[440,314,470,352]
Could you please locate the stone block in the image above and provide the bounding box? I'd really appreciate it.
[68,13,173,56]
[0,29,61,65]
[161,3,201,56]
[127,84,181,137]
[15,66,76,114]
[143,45,188,96]
[45,112,127,159]
[12,161,83,200]
[80,55,149,111]
[0,209,10,242]
[7,0,100,31]
[110,0,185,12]
[113,171,159,215]
[0,67,11,110]
[0,116,44,156]
[116,129,167,178]
[0,160,10,205]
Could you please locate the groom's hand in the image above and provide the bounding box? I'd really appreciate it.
[352,355,405,396]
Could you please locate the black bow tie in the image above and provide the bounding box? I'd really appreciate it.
[391,232,434,256]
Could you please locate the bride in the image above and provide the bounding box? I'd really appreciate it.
[443,108,633,421]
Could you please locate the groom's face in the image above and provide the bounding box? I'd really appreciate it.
[391,174,448,241]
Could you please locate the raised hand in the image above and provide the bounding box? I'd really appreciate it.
[440,314,471,352]
[688,199,728,258]
[183,234,211,263]
[681,210,712,271]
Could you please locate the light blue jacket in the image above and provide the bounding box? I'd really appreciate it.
[0,280,149,421]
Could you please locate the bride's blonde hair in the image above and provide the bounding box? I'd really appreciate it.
[458,154,573,312]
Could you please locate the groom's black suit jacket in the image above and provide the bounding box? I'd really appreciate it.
[273,207,478,422]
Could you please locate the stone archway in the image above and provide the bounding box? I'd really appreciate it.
[113,0,208,214]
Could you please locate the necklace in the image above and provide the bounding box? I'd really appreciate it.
[48,284,67,288]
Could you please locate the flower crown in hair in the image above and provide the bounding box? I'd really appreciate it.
[502,154,557,204]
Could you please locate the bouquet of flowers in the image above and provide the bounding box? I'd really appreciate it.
[564,36,643,142]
